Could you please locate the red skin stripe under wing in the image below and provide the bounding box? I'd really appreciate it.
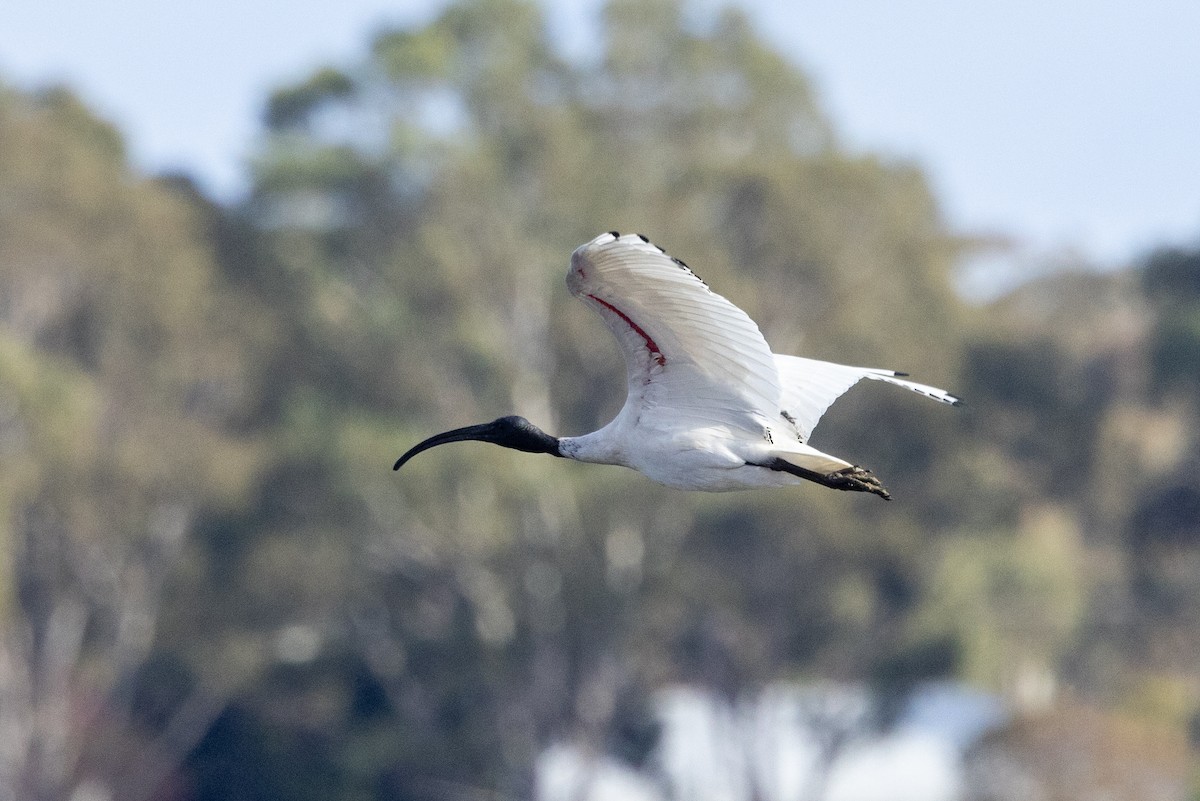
[586,294,667,367]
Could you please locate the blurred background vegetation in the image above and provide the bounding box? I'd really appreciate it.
[2,0,1199,798]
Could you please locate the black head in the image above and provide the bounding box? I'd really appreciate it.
[393,415,561,470]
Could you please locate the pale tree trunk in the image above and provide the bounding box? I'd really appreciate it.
[0,502,228,801]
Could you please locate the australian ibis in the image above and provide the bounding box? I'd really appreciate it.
[394,232,961,499]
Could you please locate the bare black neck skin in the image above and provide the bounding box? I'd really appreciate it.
[393,415,561,471]
[482,416,563,456]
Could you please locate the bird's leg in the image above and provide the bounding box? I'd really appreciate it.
[752,458,892,500]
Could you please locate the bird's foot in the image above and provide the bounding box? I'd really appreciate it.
[825,466,891,500]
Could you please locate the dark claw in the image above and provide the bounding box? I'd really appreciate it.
[825,466,891,500]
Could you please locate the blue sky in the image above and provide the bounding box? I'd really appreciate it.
[3,0,1199,271]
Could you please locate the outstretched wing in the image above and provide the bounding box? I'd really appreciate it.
[774,354,962,443]
[568,232,780,436]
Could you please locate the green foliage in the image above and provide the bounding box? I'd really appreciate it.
[0,83,264,553]
[916,508,1086,693]
[1142,245,1200,392]
[1142,247,1200,305]
[265,67,356,131]
[0,83,269,800]
[1150,309,1200,389]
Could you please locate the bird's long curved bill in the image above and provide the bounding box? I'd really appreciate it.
[393,424,493,471]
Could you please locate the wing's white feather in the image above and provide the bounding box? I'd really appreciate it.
[865,372,963,407]
[568,232,780,436]
[774,354,962,442]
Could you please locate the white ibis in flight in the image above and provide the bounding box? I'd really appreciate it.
[394,232,961,499]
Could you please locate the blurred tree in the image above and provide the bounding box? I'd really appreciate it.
[1143,247,1200,392]
[24,0,1200,796]
[961,699,1190,801]
[0,85,266,800]
[914,505,1085,703]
